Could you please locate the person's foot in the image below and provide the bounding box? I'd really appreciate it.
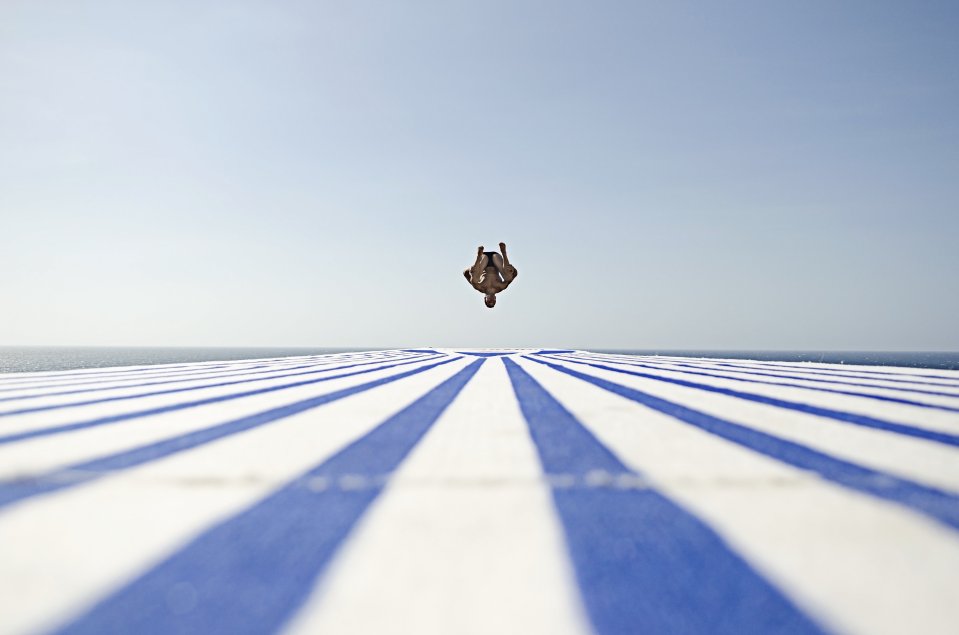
[499,242,506,251]
[477,245,484,254]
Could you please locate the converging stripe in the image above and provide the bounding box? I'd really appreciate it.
[0,354,445,446]
[672,358,959,387]
[542,355,959,447]
[526,356,959,533]
[49,359,484,635]
[504,358,826,635]
[576,354,959,400]
[0,352,424,404]
[0,357,461,512]
[555,356,959,412]
[0,353,431,416]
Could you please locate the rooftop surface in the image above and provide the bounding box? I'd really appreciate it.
[1,349,958,634]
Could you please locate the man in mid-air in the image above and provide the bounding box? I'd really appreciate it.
[463,242,518,308]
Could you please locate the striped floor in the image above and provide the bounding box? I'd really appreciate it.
[1,349,958,635]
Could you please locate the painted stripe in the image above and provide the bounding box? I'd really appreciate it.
[0,353,423,404]
[0,362,237,383]
[0,353,428,415]
[0,357,460,512]
[503,358,826,635]
[454,351,514,357]
[0,357,313,387]
[670,358,959,386]
[526,356,959,532]
[0,350,403,384]
[544,356,959,496]
[0,351,396,383]
[543,355,959,447]
[0,360,469,635]
[285,359,590,635]
[0,352,411,394]
[50,359,483,635]
[554,354,959,410]
[0,355,444,446]
[0,357,435,445]
[639,357,959,397]
[517,356,959,635]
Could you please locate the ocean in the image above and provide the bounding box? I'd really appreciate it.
[1,346,957,373]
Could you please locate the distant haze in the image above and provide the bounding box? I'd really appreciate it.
[2,1,957,350]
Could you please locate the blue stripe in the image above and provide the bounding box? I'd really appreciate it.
[0,353,419,403]
[0,357,317,388]
[526,356,959,532]
[554,353,959,411]
[695,359,959,387]
[544,355,959,447]
[503,359,825,635]
[639,357,959,399]
[0,361,302,394]
[0,361,237,384]
[0,357,463,512]
[0,352,411,395]
[0,364,249,394]
[0,353,427,414]
[0,355,445,446]
[51,359,483,635]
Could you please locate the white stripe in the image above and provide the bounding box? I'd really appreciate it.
[557,355,959,435]
[517,356,959,635]
[560,358,959,418]
[0,355,432,442]
[642,355,959,382]
[0,356,406,408]
[0,356,452,482]
[0,351,402,385]
[0,358,470,635]
[284,359,591,635]
[633,357,959,393]
[537,357,959,495]
[0,355,313,384]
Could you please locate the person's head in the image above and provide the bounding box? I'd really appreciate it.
[484,294,496,309]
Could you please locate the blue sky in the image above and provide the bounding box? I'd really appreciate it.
[2,1,957,349]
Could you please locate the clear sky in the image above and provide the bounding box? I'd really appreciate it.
[2,1,957,350]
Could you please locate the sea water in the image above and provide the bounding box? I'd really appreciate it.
[1,346,957,373]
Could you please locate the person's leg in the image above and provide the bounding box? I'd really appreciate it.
[490,251,516,283]
[470,246,489,281]
[489,252,505,274]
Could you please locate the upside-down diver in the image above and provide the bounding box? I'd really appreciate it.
[463,242,518,309]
